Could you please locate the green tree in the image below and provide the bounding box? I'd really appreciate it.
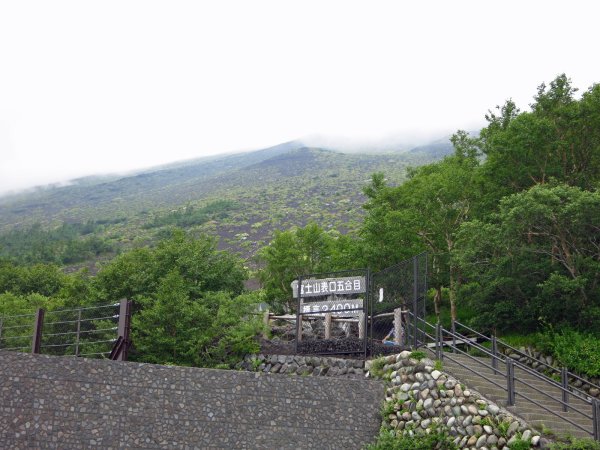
[257,222,359,311]
[132,269,263,367]
[95,229,246,303]
[361,141,481,320]
[480,75,600,205]
[454,183,600,333]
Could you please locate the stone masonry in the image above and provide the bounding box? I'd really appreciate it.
[0,350,384,449]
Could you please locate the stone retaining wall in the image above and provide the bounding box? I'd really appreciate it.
[239,353,367,378]
[369,351,548,449]
[504,346,600,399]
[0,350,384,449]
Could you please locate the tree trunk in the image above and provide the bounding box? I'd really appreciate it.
[449,266,457,322]
[433,286,442,320]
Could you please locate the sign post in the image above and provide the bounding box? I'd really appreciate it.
[293,272,368,356]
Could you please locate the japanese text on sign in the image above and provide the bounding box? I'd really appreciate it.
[300,298,364,316]
[291,276,366,298]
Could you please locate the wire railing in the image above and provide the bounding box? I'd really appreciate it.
[0,312,36,352]
[0,302,122,359]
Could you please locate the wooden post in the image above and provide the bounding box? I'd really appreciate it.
[358,312,365,339]
[324,313,332,339]
[393,308,402,345]
[262,309,270,339]
[74,308,82,357]
[116,299,131,361]
[31,308,45,354]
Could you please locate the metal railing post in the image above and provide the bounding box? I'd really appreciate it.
[593,398,600,441]
[438,325,444,362]
[562,367,569,412]
[435,322,440,360]
[506,358,515,406]
[491,334,498,375]
[413,256,418,349]
[31,308,45,354]
[451,320,456,353]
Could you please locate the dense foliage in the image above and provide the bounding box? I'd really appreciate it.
[257,222,360,311]
[358,75,600,339]
[0,231,264,368]
[0,222,115,265]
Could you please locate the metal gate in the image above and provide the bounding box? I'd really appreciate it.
[369,253,428,352]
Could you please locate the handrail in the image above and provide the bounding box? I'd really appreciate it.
[408,313,600,440]
[453,321,491,342]
[454,320,600,402]
[442,350,507,392]
[513,383,592,435]
[514,369,592,419]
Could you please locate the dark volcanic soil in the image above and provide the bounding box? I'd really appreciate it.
[259,337,403,359]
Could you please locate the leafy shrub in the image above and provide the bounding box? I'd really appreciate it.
[539,329,600,377]
[366,426,457,450]
[410,350,426,360]
[370,357,387,379]
[550,438,600,450]
[509,437,532,450]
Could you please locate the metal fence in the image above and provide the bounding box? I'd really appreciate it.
[412,315,600,441]
[0,300,131,360]
[369,253,428,352]
[294,269,370,358]
[289,253,428,358]
[0,311,37,353]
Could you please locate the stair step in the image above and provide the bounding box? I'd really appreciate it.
[425,347,596,439]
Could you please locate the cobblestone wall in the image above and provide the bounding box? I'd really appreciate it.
[0,350,384,449]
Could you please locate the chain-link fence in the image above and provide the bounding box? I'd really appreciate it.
[0,302,123,359]
[370,253,428,352]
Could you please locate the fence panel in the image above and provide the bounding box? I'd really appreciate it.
[0,302,123,359]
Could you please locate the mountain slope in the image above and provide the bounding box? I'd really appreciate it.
[0,140,450,266]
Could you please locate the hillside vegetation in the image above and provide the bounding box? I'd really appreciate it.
[0,142,442,267]
[1,74,599,379]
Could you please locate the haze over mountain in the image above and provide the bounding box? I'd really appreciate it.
[0,136,455,268]
[0,134,454,198]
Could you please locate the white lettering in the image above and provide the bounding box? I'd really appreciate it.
[337,281,345,291]
[329,281,337,292]
[354,280,361,291]
[345,280,352,291]
[321,282,329,293]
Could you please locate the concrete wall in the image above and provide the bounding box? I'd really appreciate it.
[0,350,384,449]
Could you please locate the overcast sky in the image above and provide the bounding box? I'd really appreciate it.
[0,1,598,195]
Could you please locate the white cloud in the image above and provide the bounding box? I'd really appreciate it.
[0,0,598,194]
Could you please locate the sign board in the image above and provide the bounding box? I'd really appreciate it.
[291,276,366,298]
[300,298,363,316]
